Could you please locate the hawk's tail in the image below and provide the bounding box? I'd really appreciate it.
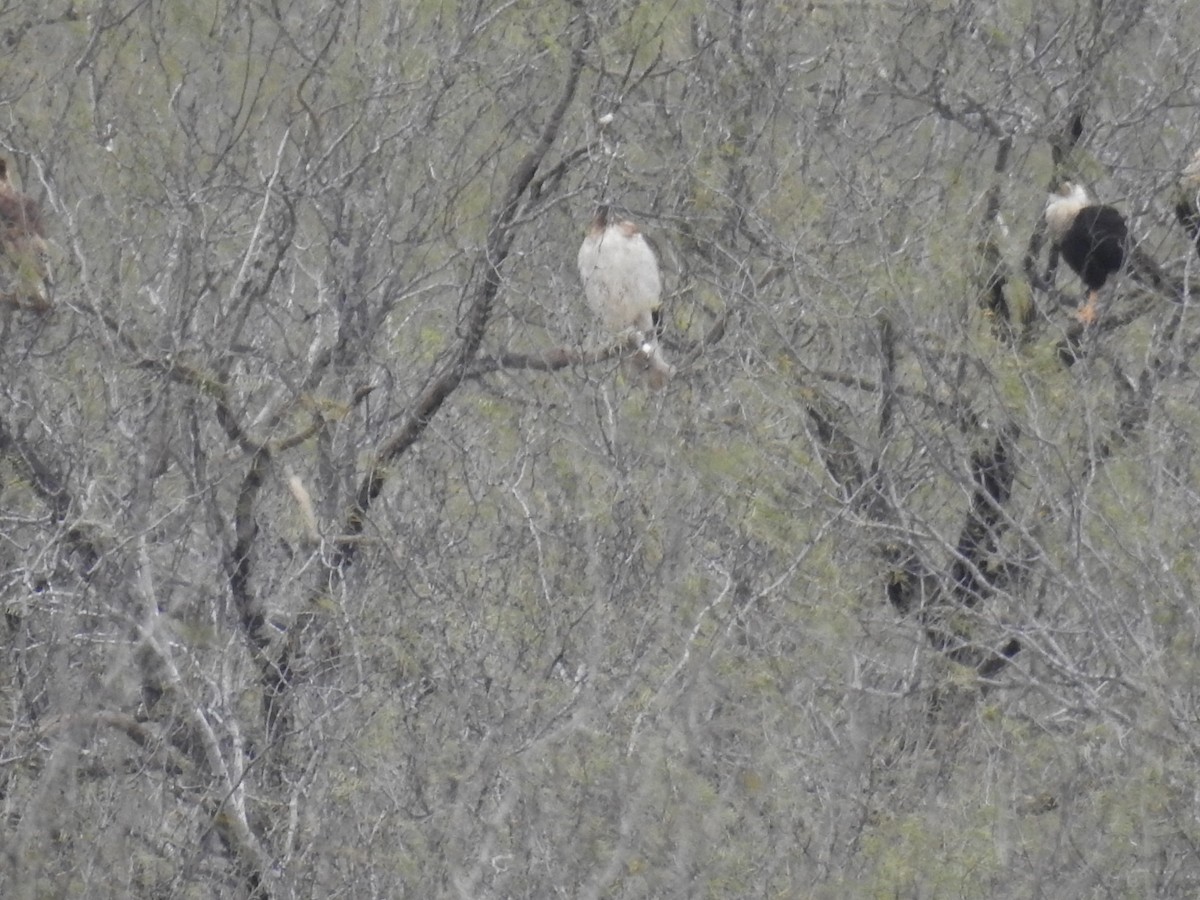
[635,340,674,390]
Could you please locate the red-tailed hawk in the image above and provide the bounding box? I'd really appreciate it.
[1044,182,1127,325]
[1179,148,1200,256]
[1184,147,1200,195]
[0,157,51,311]
[577,205,673,388]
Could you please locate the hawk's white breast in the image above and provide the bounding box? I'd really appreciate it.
[577,223,661,334]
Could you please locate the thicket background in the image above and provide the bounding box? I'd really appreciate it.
[3,1,1200,897]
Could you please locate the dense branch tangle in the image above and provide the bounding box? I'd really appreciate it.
[797,318,1023,688]
[253,12,597,754]
[803,106,1200,697]
[1,10,600,897]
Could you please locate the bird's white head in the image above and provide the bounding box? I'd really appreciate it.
[1047,181,1090,207]
[1044,181,1090,240]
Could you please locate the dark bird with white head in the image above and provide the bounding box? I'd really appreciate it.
[1044,182,1128,325]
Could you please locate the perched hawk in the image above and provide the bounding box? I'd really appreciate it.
[577,205,673,388]
[0,157,51,311]
[1184,147,1200,195]
[1044,182,1127,325]
[1177,148,1200,257]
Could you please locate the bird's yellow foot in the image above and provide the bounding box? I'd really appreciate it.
[1076,294,1099,325]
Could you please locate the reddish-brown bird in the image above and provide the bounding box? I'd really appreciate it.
[1178,148,1200,257]
[0,157,51,310]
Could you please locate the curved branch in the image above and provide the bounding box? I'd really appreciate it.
[330,15,592,572]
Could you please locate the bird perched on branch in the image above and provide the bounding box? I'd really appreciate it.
[0,157,51,311]
[1176,148,1200,256]
[577,205,673,389]
[1185,147,1200,184]
[1044,182,1127,325]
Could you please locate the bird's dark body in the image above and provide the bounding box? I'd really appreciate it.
[1058,205,1127,290]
